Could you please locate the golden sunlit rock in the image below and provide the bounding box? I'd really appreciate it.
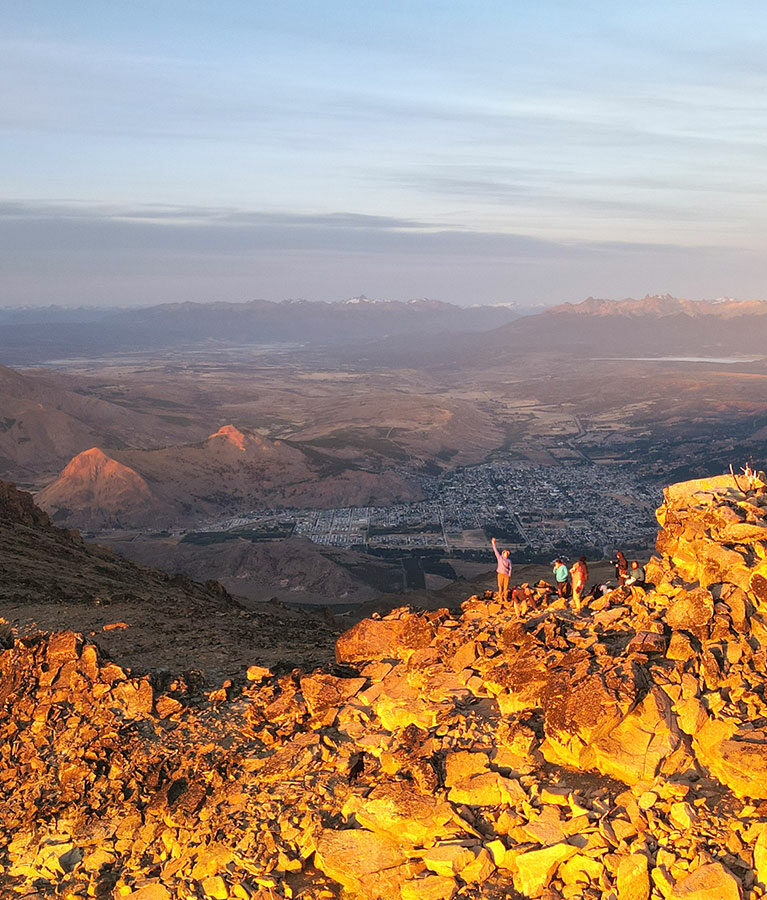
[6,471,767,897]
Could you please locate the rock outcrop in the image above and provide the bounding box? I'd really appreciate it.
[4,472,767,898]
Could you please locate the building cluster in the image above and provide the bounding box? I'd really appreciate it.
[195,463,662,558]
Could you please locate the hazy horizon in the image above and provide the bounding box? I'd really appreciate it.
[0,291,758,313]
[4,2,767,306]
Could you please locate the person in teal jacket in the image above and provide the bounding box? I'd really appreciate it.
[552,559,569,598]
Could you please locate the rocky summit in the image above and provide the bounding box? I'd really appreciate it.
[4,472,767,899]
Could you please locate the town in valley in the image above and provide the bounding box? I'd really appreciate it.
[189,461,661,561]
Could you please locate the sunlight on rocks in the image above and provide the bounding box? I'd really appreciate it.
[4,472,767,898]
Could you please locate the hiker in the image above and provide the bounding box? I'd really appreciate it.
[491,537,513,601]
[552,558,569,598]
[612,550,629,586]
[511,582,533,616]
[587,582,610,602]
[625,560,646,588]
[570,556,589,609]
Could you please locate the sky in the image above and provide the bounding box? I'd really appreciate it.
[2,1,767,307]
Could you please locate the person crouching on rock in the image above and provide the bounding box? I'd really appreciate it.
[570,556,589,611]
[491,537,513,601]
[552,559,569,598]
[511,582,533,617]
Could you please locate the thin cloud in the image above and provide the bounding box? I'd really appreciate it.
[0,199,732,259]
[0,201,434,231]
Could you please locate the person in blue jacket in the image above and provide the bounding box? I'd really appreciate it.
[552,559,570,598]
[491,536,513,601]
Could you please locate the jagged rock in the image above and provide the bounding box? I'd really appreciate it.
[669,861,741,899]
[460,847,495,884]
[692,719,767,799]
[588,690,688,785]
[314,828,406,892]
[627,630,668,654]
[444,750,491,785]
[514,843,579,897]
[300,673,366,716]
[357,861,427,899]
[335,609,437,664]
[127,886,172,900]
[401,873,457,900]
[559,853,604,889]
[617,854,650,900]
[6,472,767,899]
[422,843,479,877]
[753,828,767,888]
[667,631,695,661]
[343,781,465,846]
[447,771,525,807]
[666,587,714,630]
[540,670,686,785]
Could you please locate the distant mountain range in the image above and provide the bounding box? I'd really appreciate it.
[0,297,522,364]
[2,293,766,365]
[350,294,767,368]
[508,293,767,356]
[545,293,767,318]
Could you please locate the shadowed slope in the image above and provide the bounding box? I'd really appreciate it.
[1,479,339,679]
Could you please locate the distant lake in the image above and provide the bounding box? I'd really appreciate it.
[593,356,764,364]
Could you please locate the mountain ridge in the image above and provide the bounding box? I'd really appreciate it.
[0,297,523,365]
[0,477,339,680]
[545,293,767,319]
[0,364,208,485]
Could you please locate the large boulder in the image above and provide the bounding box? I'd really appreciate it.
[514,843,578,898]
[617,854,650,900]
[336,611,437,665]
[587,689,688,785]
[665,587,714,630]
[342,781,466,847]
[669,861,741,899]
[693,719,767,800]
[314,828,407,893]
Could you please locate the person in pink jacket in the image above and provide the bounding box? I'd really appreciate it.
[491,537,513,601]
[570,556,589,610]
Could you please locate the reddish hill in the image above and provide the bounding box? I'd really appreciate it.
[38,426,420,531]
[202,423,302,461]
[36,447,155,529]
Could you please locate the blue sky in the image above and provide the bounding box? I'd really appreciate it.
[3,1,767,306]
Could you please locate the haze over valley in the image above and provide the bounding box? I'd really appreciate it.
[2,294,766,606]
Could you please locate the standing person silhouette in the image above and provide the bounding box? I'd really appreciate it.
[612,551,629,586]
[570,556,589,610]
[491,537,513,601]
[552,559,569,598]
